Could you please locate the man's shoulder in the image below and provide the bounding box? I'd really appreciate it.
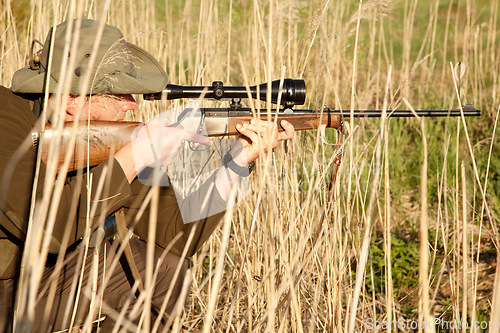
[1,84,30,102]
[0,85,20,99]
[0,85,37,125]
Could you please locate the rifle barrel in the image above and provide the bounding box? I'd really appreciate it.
[338,105,480,117]
[200,104,480,136]
[200,103,481,118]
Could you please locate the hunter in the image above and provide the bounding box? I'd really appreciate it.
[0,19,294,331]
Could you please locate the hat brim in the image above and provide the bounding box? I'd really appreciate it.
[11,42,168,95]
[10,65,58,94]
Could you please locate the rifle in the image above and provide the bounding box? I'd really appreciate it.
[33,79,481,172]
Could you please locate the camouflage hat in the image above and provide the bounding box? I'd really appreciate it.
[11,19,168,95]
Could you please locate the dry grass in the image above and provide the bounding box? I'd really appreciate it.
[1,0,499,332]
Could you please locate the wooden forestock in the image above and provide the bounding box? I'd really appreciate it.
[225,113,342,136]
[36,112,342,172]
[36,121,141,172]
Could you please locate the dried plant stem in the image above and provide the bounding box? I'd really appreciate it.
[461,161,468,333]
[451,63,496,231]
[346,0,363,245]
[347,65,390,333]
[418,116,433,332]
[383,99,394,329]
[202,196,235,333]
[492,256,500,333]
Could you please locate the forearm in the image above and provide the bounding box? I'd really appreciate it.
[214,140,252,201]
[115,143,139,183]
[214,165,247,202]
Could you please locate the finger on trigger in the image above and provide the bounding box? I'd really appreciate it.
[182,131,212,145]
[169,122,183,129]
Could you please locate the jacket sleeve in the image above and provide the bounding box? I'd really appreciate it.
[0,87,133,253]
[124,171,229,257]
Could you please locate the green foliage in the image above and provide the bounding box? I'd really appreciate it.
[367,234,420,317]
[477,306,493,332]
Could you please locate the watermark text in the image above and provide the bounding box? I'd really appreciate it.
[366,318,500,330]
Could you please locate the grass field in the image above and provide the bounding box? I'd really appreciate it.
[1,0,499,331]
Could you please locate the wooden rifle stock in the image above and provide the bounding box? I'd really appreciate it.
[34,105,480,172]
[34,121,140,172]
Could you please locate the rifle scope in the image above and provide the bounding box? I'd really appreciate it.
[144,78,306,107]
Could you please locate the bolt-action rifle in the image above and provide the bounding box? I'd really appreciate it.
[34,79,481,172]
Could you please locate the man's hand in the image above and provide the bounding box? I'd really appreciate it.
[232,119,295,165]
[214,119,295,201]
[115,117,211,183]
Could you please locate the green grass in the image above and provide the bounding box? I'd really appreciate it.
[368,234,421,316]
